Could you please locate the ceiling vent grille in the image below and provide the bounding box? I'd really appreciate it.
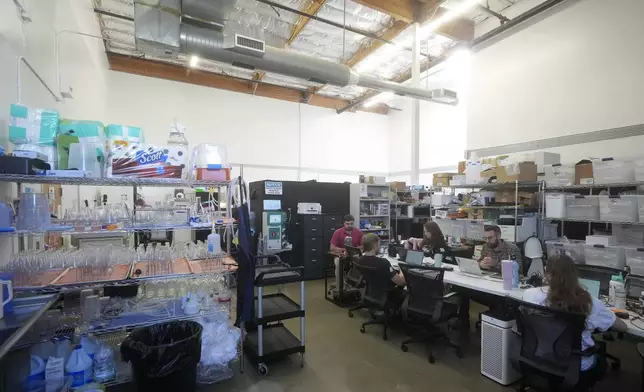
[223,34,265,57]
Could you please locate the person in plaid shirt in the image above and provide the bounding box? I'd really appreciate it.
[478,225,522,274]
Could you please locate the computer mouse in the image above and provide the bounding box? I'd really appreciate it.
[612,310,630,319]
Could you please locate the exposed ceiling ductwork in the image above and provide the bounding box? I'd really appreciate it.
[133,0,457,105]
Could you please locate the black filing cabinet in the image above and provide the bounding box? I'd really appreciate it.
[299,214,325,280]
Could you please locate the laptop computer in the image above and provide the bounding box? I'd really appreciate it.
[579,278,601,299]
[405,250,424,266]
[456,257,502,279]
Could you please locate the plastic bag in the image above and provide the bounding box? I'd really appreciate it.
[195,316,240,385]
[120,320,202,378]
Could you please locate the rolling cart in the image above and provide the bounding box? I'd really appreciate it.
[244,264,306,376]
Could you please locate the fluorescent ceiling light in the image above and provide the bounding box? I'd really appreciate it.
[363,92,394,108]
[189,55,199,68]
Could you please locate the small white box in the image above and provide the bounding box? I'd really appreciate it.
[297,202,321,214]
[431,194,453,206]
[566,195,599,220]
[586,235,617,247]
[545,193,566,218]
[466,161,483,185]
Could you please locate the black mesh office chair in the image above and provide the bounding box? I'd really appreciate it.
[345,246,364,288]
[397,262,462,363]
[575,264,622,371]
[352,260,403,340]
[511,300,607,392]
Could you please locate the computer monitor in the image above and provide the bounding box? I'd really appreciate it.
[579,278,601,299]
[405,250,424,266]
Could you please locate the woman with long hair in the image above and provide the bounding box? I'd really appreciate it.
[404,221,456,264]
[523,255,627,371]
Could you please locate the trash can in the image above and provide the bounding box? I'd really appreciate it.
[121,320,203,392]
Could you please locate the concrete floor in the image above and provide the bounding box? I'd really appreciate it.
[112,280,643,392]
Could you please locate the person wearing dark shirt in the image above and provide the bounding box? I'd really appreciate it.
[358,233,406,286]
[404,221,456,264]
[478,224,522,274]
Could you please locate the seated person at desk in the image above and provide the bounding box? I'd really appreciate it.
[523,255,627,372]
[330,215,363,291]
[479,225,522,274]
[404,221,456,264]
[359,233,406,287]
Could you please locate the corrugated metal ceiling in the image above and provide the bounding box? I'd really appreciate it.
[94,0,526,101]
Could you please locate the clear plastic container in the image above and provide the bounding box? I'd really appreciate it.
[466,220,484,240]
[433,218,452,238]
[638,196,644,222]
[593,158,635,184]
[583,244,625,269]
[634,159,644,182]
[625,246,644,277]
[544,164,575,187]
[545,193,566,218]
[546,240,586,264]
[449,219,467,239]
[189,144,229,181]
[168,123,189,180]
[599,195,638,222]
[626,276,644,298]
[565,195,599,220]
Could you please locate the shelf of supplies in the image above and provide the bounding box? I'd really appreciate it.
[545,181,644,190]
[254,293,304,324]
[466,205,528,210]
[360,215,389,218]
[360,198,389,201]
[0,223,235,237]
[0,174,230,188]
[546,217,644,225]
[441,181,541,190]
[361,228,388,232]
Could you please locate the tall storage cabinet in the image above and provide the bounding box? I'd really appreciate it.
[349,183,391,243]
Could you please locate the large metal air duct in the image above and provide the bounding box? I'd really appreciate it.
[135,0,450,104]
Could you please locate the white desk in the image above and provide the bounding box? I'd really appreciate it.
[387,256,644,339]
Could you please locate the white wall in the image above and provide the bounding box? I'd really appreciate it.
[468,0,644,163]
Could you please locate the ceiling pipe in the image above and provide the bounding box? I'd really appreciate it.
[94,8,134,22]
[17,57,62,104]
[476,4,510,24]
[338,0,570,113]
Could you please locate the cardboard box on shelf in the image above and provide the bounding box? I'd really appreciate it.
[450,175,466,186]
[390,181,406,191]
[480,167,497,181]
[575,159,594,185]
[468,208,500,220]
[458,161,466,174]
[433,173,456,187]
[497,162,538,183]
[495,190,536,206]
[359,175,386,184]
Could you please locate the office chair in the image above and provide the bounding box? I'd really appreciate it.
[344,246,364,288]
[511,300,607,392]
[575,264,622,371]
[351,260,403,340]
[397,262,462,363]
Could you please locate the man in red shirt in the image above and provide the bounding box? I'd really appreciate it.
[330,214,363,255]
[330,215,363,293]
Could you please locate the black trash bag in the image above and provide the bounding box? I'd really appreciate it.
[121,320,203,392]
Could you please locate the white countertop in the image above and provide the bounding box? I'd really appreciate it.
[386,256,644,338]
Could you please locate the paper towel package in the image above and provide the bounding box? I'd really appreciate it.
[106,124,144,149]
[9,104,59,146]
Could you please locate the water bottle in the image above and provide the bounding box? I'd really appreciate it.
[207,232,221,254]
[93,343,116,383]
[54,337,73,365]
[510,254,519,288]
[434,249,444,268]
[65,345,93,387]
[80,335,98,360]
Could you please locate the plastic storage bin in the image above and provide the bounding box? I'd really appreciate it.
[565,195,599,220]
[433,218,452,238]
[544,164,575,187]
[546,240,586,264]
[466,220,485,240]
[625,247,644,277]
[189,144,230,181]
[592,158,635,184]
[638,196,644,223]
[449,219,468,239]
[545,193,566,218]
[634,159,644,182]
[626,276,644,298]
[599,195,638,222]
[583,244,625,269]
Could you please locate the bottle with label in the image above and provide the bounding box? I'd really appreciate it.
[434,249,444,268]
[344,235,352,247]
[207,232,222,254]
[54,337,73,366]
[510,254,519,288]
[65,345,93,388]
[609,273,625,306]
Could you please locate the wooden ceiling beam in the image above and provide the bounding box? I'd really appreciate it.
[107,52,388,115]
[287,0,328,46]
[344,20,409,68]
[352,0,416,23]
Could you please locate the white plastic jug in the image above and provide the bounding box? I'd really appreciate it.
[0,280,12,319]
[80,335,98,360]
[207,232,222,254]
[65,345,93,387]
